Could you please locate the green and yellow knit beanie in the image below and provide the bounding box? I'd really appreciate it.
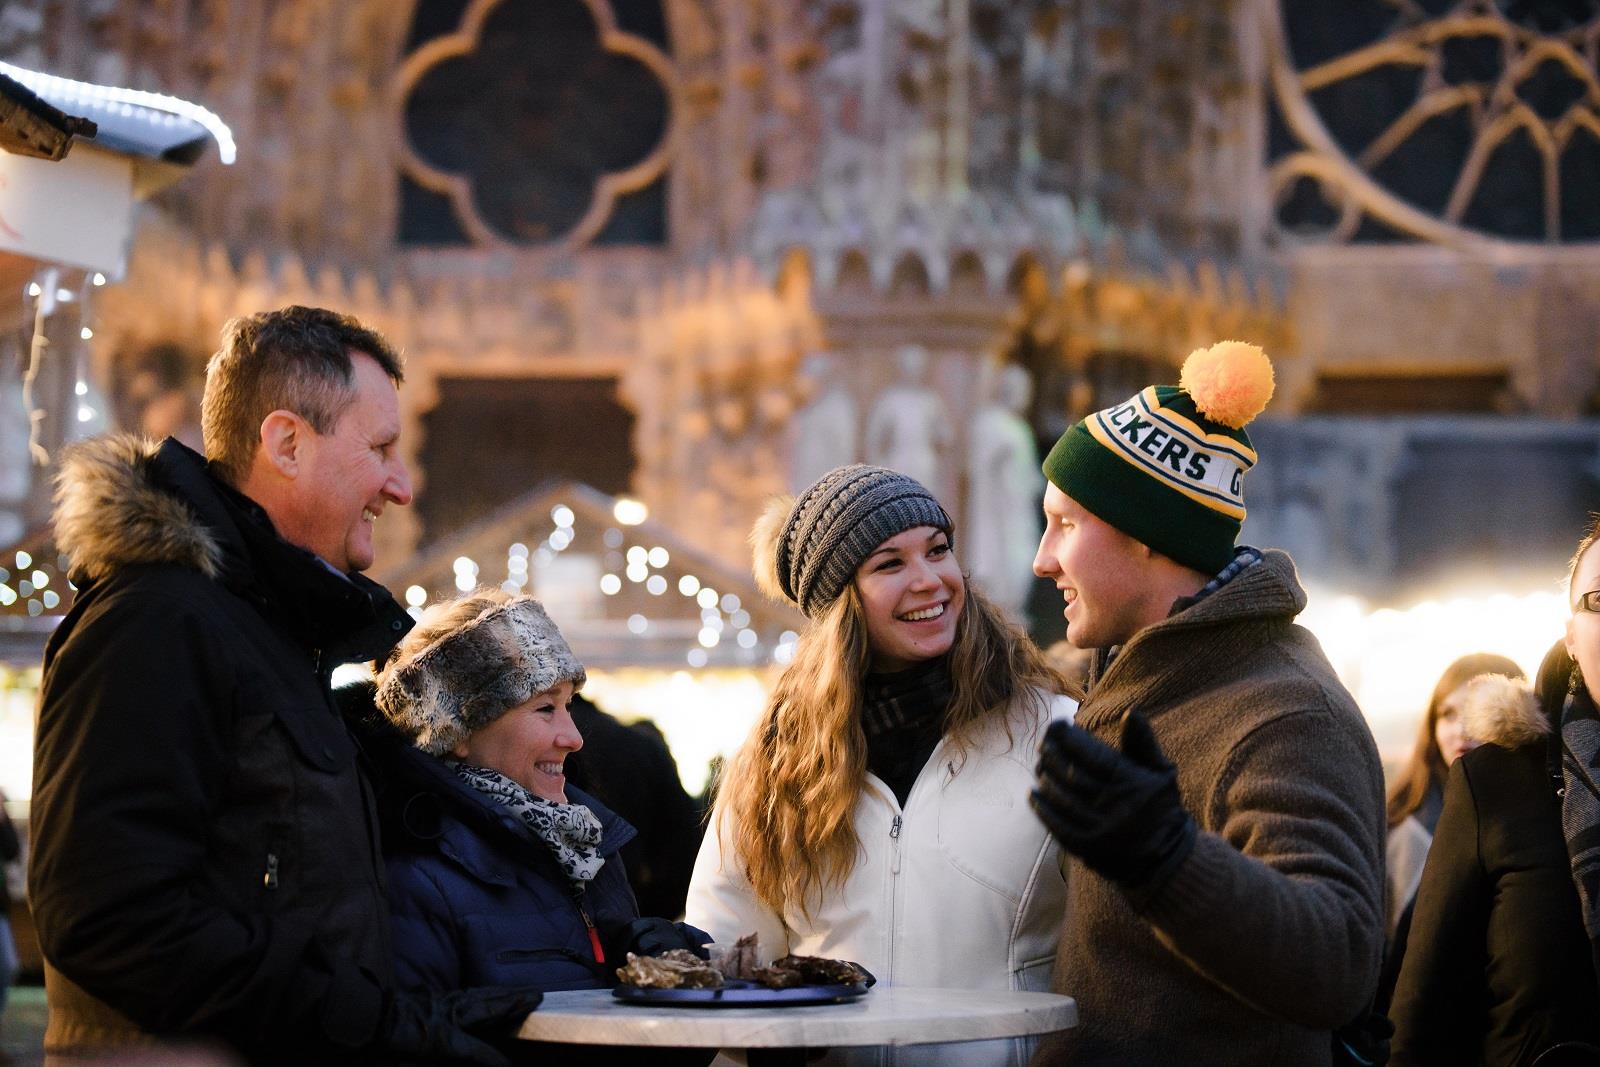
[1042,340,1275,575]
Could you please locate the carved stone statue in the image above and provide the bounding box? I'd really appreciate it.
[790,352,858,492]
[966,364,1043,616]
[865,345,950,495]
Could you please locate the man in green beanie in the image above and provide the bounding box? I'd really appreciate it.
[1027,342,1387,1066]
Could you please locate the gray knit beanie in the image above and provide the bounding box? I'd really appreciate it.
[752,464,953,618]
[375,595,587,756]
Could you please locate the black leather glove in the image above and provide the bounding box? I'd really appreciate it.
[613,916,713,960]
[1031,712,1196,892]
[378,986,544,1067]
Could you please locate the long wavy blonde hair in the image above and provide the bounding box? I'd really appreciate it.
[712,579,1073,918]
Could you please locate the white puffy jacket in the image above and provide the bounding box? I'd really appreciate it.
[687,689,1076,1067]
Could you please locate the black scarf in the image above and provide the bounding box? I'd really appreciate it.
[862,657,953,806]
[1560,672,1600,988]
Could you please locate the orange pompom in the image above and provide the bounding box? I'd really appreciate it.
[1179,341,1275,429]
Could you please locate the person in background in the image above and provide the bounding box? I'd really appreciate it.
[1389,527,1600,1066]
[565,696,703,919]
[29,306,538,1064]
[688,464,1076,1067]
[1385,654,1524,933]
[370,591,712,1064]
[0,788,18,1063]
[1376,652,1524,1012]
[1029,341,1387,1066]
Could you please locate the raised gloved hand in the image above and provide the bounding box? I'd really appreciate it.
[1030,712,1196,892]
[613,916,714,960]
[378,985,544,1067]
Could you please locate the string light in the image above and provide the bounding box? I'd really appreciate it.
[613,499,648,525]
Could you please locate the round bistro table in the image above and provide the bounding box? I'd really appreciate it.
[515,985,1077,1066]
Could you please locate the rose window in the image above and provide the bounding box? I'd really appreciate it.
[1268,0,1600,243]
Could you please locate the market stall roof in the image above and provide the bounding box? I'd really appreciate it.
[380,482,807,672]
[0,71,96,161]
[0,61,234,199]
[0,61,233,164]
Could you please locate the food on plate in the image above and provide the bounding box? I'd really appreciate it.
[614,950,723,989]
[714,932,762,980]
[752,955,873,989]
[616,932,872,993]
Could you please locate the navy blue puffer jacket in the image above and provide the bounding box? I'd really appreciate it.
[377,739,640,994]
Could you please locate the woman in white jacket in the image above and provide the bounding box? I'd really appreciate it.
[687,465,1077,1067]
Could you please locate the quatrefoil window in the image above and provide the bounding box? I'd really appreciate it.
[398,0,675,247]
[1269,0,1600,243]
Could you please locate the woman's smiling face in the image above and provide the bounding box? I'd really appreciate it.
[854,525,965,672]
[451,681,583,802]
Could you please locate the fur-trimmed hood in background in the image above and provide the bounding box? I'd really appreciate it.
[1461,672,1550,750]
[53,433,222,582]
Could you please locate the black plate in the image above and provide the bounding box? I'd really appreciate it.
[613,978,870,1008]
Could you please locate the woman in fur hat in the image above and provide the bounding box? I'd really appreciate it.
[1389,523,1600,1066]
[686,465,1078,1067]
[372,591,710,1005]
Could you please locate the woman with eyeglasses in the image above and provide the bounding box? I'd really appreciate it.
[1389,523,1600,1066]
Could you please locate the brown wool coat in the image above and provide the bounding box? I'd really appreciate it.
[1034,549,1386,1067]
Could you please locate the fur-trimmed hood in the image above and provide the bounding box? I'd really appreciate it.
[1461,672,1549,750]
[53,434,222,583]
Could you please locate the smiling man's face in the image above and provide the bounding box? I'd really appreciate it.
[287,350,412,573]
[1033,483,1165,649]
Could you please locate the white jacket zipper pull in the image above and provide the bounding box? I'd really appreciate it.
[889,815,901,840]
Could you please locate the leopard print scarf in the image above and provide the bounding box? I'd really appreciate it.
[450,761,605,895]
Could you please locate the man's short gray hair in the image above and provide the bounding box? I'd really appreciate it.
[200,305,403,485]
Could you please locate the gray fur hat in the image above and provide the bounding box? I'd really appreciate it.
[375,595,586,756]
[751,464,953,618]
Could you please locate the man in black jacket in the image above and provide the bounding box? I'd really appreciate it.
[29,307,539,1064]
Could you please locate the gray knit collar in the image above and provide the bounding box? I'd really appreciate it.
[1083,548,1305,727]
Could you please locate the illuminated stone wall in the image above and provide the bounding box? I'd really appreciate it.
[0,0,1269,582]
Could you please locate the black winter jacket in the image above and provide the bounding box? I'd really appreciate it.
[1389,654,1600,1067]
[28,436,411,1061]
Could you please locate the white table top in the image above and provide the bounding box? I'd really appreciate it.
[515,986,1077,1048]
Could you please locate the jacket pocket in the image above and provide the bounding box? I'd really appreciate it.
[935,761,1048,902]
[263,698,354,773]
[1015,953,1054,992]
